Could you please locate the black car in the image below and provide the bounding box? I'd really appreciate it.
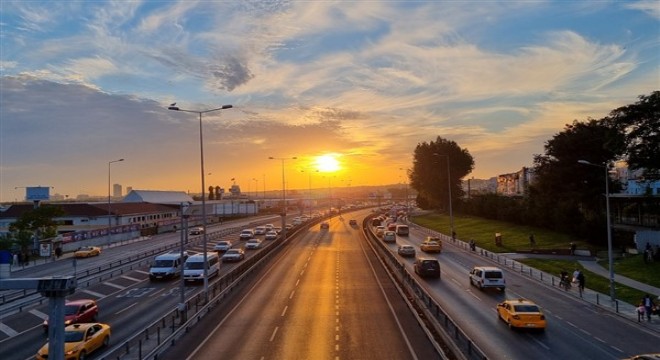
[349,219,358,226]
[414,257,440,278]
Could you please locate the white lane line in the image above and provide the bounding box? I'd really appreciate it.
[0,322,19,337]
[528,335,550,350]
[594,337,605,343]
[300,270,305,276]
[149,288,166,297]
[295,279,300,287]
[115,302,138,315]
[29,309,48,320]
[281,306,288,317]
[121,275,142,282]
[289,290,295,299]
[270,326,279,342]
[610,345,624,353]
[134,270,150,275]
[579,328,591,336]
[81,289,106,298]
[104,282,126,290]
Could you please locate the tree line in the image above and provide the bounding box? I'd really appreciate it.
[410,91,659,246]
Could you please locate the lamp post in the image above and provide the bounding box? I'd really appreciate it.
[578,159,615,303]
[434,154,454,237]
[169,103,233,303]
[301,169,318,217]
[107,159,124,247]
[269,156,297,240]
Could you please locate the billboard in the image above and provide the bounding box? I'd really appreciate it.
[25,186,51,201]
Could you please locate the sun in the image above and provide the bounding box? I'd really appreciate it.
[315,154,341,172]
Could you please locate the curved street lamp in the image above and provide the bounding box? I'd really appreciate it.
[169,103,233,303]
[578,159,615,303]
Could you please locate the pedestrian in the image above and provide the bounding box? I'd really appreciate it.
[576,271,585,297]
[642,294,655,322]
[529,234,536,248]
[12,252,18,267]
[55,247,62,258]
[570,242,576,255]
[451,231,457,242]
[572,268,580,283]
[637,302,646,322]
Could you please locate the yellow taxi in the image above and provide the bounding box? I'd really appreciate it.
[420,237,442,253]
[36,322,111,360]
[74,246,101,258]
[496,298,547,331]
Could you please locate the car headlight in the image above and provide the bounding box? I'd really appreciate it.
[64,320,72,325]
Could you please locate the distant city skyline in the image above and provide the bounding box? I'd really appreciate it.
[1,1,658,202]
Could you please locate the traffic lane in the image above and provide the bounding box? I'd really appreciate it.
[181,217,434,360]
[435,245,660,358]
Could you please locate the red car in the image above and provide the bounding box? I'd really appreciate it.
[43,299,99,332]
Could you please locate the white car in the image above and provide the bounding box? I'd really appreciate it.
[239,229,254,240]
[245,239,262,249]
[254,226,266,235]
[213,241,233,252]
[264,224,274,231]
[221,249,245,262]
[265,231,278,240]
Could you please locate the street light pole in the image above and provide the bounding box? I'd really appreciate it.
[107,158,124,248]
[578,159,615,303]
[269,156,297,240]
[435,154,454,237]
[169,103,232,303]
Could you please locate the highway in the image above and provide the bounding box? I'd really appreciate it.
[1,210,658,359]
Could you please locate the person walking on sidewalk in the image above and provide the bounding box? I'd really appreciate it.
[642,294,655,321]
[576,271,585,297]
[637,301,646,322]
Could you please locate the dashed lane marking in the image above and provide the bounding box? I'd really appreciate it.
[29,309,48,320]
[81,289,106,298]
[104,282,126,290]
[120,275,143,282]
[0,322,19,337]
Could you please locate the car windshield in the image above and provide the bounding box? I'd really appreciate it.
[423,261,439,269]
[64,305,80,315]
[226,250,239,254]
[153,260,173,267]
[185,262,204,270]
[514,305,540,313]
[64,331,85,342]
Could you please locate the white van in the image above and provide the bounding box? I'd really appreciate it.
[469,266,506,291]
[149,252,186,280]
[183,253,220,282]
[395,224,409,236]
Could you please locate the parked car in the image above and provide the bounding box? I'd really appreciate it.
[397,245,416,257]
[414,257,441,278]
[469,266,506,291]
[36,323,111,360]
[496,298,546,330]
[265,231,278,240]
[382,231,396,243]
[74,246,101,258]
[420,237,442,253]
[245,239,262,249]
[214,240,233,252]
[43,299,99,332]
[239,229,255,240]
[222,248,245,262]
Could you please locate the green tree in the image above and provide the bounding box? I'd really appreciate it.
[8,205,65,252]
[409,137,474,210]
[531,119,626,239]
[606,91,660,180]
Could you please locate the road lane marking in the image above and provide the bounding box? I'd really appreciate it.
[81,289,106,298]
[270,326,279,342]
[104,281,126,290]
[115,302,138,315]
[29,309,48,320]
[121,275,142,282]
[281,306,288,316]
[0,322,18,337]
[289,290,295,299]
[134,270,150,275]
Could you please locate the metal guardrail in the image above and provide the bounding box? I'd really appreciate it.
[362,217,487,360]
[97,220,318,360]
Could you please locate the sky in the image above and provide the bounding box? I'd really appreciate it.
[1,1,658,202]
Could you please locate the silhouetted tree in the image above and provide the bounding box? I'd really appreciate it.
[409,137,474,210]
